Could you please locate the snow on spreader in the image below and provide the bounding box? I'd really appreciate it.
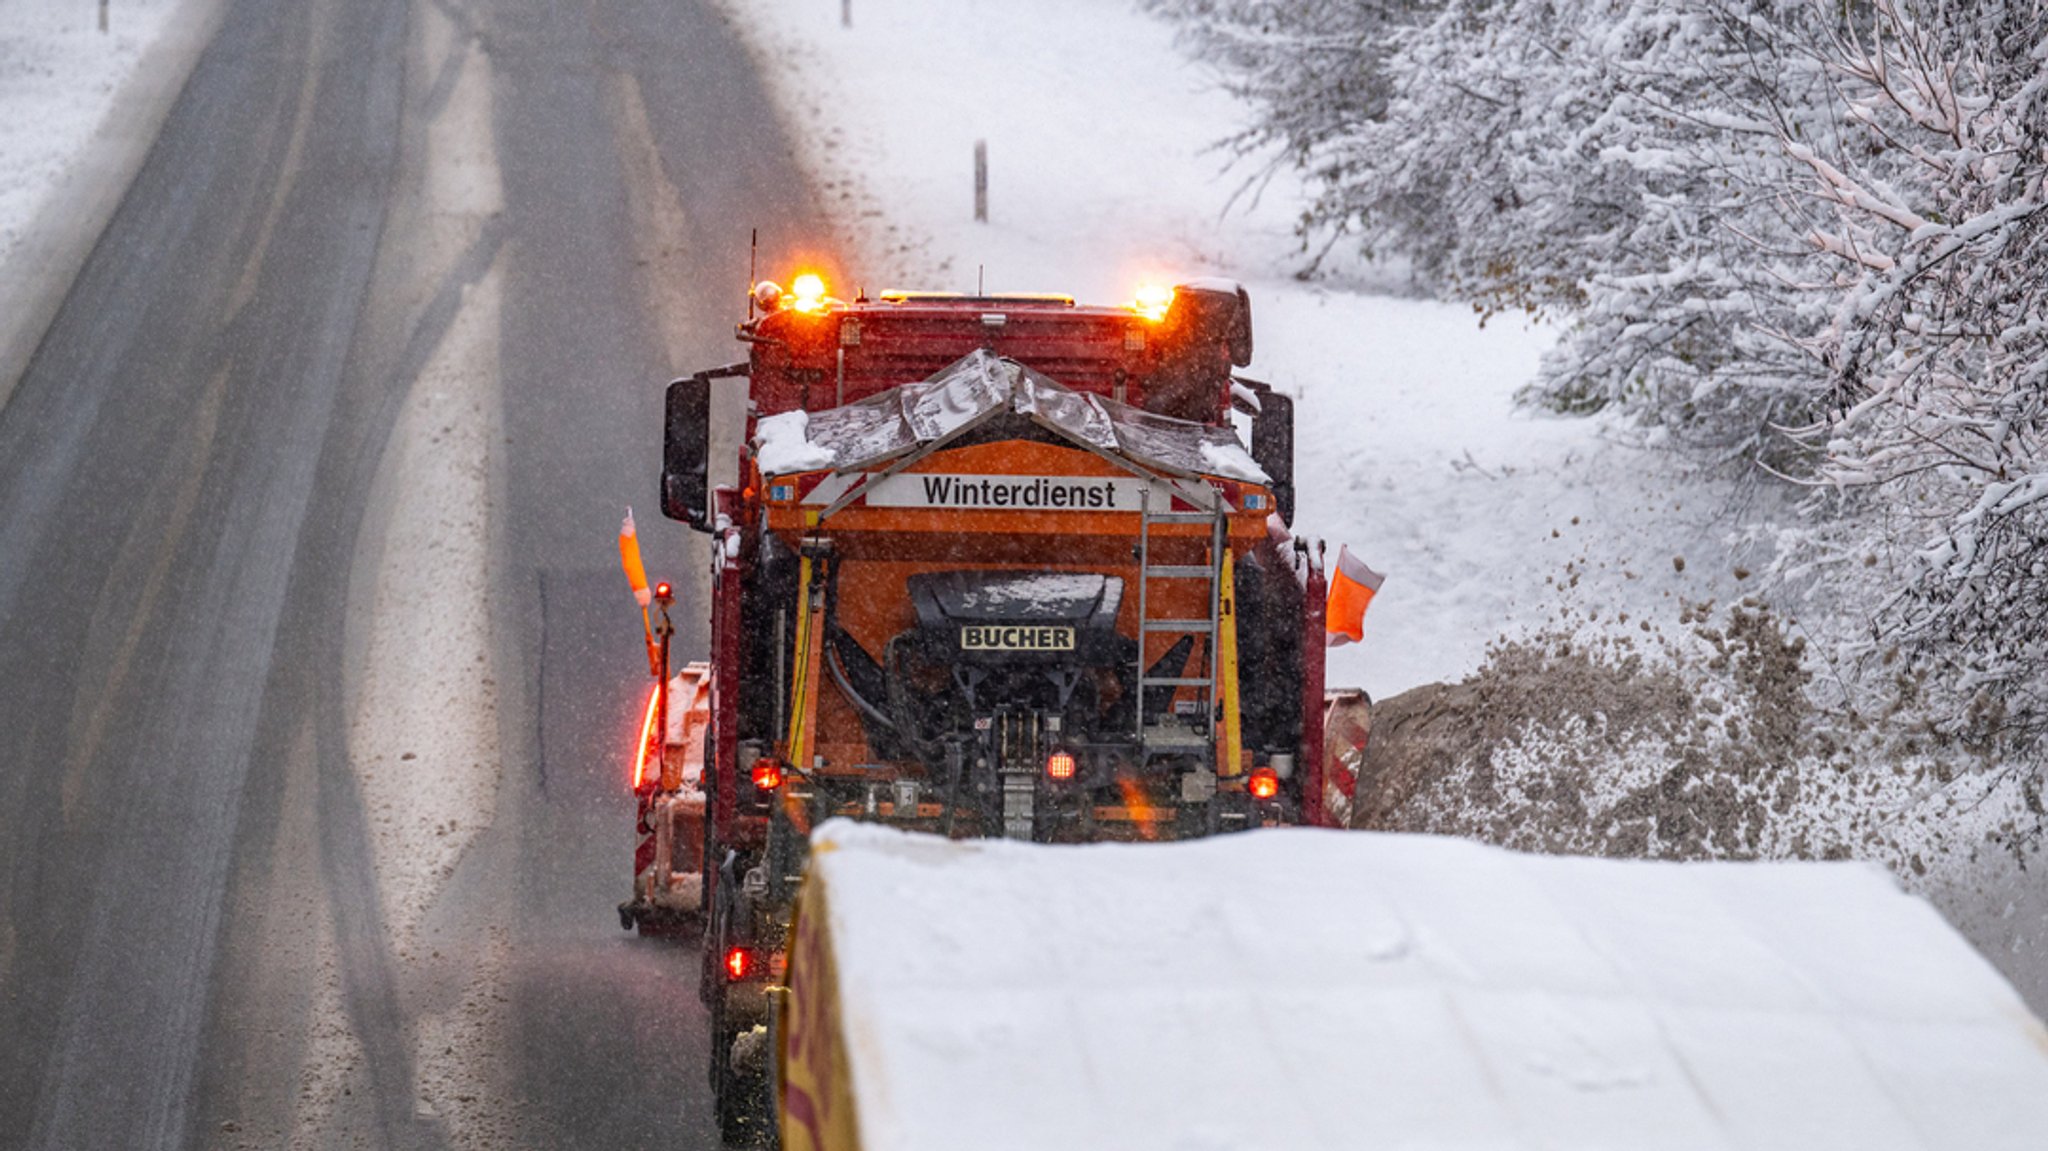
[779,821,2048,1151]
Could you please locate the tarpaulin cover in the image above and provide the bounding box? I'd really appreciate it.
[753,349,1266,483]
[784,820,2048,1151]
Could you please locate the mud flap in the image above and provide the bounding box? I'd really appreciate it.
[1322,688,1372,828]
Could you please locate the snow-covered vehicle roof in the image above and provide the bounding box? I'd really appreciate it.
[753,348,1267,484]
[789,822,2048,1151]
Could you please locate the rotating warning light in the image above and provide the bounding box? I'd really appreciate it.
[654,581,672,602]
[751,760,785,791]
[724,946,754,981]
[791,272,828,312]
[752,280,783,311]
[1045,749,1077,781]
[1132,282,1174,321]
[1248,766,1280,801]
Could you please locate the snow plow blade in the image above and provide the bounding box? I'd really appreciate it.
[619,662,711,934]
[779,820,2048,1151]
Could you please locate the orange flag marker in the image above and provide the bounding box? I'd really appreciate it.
[620,508,652,607]
[1325,544,1384,647]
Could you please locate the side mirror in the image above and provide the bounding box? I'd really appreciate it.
[662,375,712,531]
[1249,387,1294,526]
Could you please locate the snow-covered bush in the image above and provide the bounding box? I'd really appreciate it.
[1361,601,2045,873]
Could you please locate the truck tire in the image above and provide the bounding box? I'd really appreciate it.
[707,902,774,1147]
[711,1028,749,1146]
[710,1025,773,1146]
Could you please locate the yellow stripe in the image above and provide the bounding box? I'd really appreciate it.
[779,871,864,1149]
[1218,560,1243,777]
[785,554,814,758]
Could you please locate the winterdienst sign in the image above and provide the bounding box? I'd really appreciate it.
[864,473,1174,511]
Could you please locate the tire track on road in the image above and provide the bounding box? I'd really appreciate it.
[218,171,509,1151]
[24,0,412,1140]
[200,10,514,1140]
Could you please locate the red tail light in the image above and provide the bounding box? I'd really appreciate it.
[1045,750,1077,781]
[1248,766,1280,801]
[724,947,753,981]
[751,761,784,790]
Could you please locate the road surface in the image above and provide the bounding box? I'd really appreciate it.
[0,0,829,1145]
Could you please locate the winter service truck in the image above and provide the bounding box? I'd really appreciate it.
[614,272,1371,1142]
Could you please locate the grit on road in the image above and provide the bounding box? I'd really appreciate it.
[0,0,829,1146]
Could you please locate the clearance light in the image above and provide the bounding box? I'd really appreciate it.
[1132,282,1174,322]
[791,273,828,313]
[1248,766,1280,801]
[1045,750,1077,781]
[631,685,660,790]
[751,760,785,791]
[724,946,754,981]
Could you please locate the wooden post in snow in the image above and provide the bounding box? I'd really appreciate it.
[974,140,988,223]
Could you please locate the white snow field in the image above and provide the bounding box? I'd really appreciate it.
[723,0,1766,702]
[800,820,2048,1151]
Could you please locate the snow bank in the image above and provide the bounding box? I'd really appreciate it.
[796,820,2048,1151]
[0,0,180,264]
[0,0,215,411]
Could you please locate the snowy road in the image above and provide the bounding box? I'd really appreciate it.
[0,0,824,1145]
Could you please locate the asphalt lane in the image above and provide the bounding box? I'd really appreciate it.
[483,0,827,1144]
[0,1,409,1143]
[0,0,830,1146]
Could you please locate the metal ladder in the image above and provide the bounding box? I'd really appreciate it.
[1134,490,1227,755]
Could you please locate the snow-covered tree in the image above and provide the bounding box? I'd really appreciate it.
[1146,0,1440,264]
[1161,0,1854,458]
[1165,0,2048,743]
[1773,0,2048,741]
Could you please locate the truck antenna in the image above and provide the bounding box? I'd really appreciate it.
[977,264,985,297]
[748,228,759,320]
